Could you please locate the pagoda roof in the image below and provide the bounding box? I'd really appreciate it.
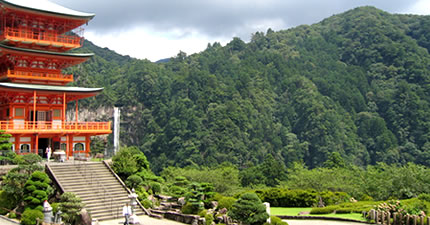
[0,43,94,58]
[0,82,103,93]
[0,0,95,20]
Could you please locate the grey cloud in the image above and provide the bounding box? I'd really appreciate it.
[52,0,420,41]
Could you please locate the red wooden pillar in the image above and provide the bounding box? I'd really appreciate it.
[33,91,36,130]
[63,92,66,122]
[85,135,90,157]
[35,134,39,155]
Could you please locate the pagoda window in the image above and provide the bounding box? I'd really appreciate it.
[53,109,61,118]
[60,143,66,151]
[74,143,84,151]
[15,107,24,117]
[31,61,44,69]
[17,60,28,67]
[20,144,30,153]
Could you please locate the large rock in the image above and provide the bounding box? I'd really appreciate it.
[79,209,92,225]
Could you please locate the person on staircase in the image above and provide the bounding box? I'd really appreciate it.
[123,203,132,225]
[46,145,52,162]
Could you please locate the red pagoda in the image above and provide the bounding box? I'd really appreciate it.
[0,0,111,158]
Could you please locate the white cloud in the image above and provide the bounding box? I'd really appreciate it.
[407,0,430,15]
[86,27,230,62]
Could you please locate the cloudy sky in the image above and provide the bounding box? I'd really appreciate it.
[51,0,430,62]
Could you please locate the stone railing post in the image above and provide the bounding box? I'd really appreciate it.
[387,212,391,225]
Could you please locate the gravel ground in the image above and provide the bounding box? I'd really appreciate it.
[98,215,186,225]
[284,219,372,225]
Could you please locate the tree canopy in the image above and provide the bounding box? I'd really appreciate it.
[73,6,430,171]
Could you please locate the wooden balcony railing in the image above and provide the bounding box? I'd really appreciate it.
[0,121,111,134]
[2,27,82,48]
[0,70,73,83]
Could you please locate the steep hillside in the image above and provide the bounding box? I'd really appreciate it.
[71,7,430,172]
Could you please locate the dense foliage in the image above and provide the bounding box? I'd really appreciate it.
[74,7,430,171]
[23,171,53,210]
[229,192,269,225]
[58,192,84,225]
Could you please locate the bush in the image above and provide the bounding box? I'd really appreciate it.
[150,182,162,194]
[0,190,16,215]
[229,192,269,225]
[205,213,214,225]
[125,175,143,189]
[58,192,84,224]
[8,212,16,219]
[418,194,430,202]
[217,196,237,211]
[320,191,350,205]
[263,216,289,225]
[310,206,338,214]
[141,199,153,209]
[335,208,353,214]
[182,202,202,215]
[23,171,53,209]
[21,209,44,225]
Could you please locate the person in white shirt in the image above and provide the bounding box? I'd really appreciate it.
[122,203,132,225]
[46,145,52,161]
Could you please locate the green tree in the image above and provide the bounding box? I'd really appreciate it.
[23,171,53,210]
[111,146,151,180]
[58,192,84,225]
[229,192,269,225]
[2,154,43,205]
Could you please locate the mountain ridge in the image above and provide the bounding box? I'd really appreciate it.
[71,6,430,172]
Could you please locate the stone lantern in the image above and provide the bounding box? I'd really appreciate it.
[128,188,140,224]
[43,200,53,223]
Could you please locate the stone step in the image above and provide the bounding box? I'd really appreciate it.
[63,188,125,195]
[46,162,146,222]
[58,177,118,185]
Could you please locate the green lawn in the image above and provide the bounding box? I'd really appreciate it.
[271,207,312,216]
[271,207,367,222]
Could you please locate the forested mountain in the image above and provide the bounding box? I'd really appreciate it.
[70,6,430,172]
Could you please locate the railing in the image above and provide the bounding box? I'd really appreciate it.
[0,121,111,133]
[76,161,115,219]
[0,70,73,83]
[2,27,82,48]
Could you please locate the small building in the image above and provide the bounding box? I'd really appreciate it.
[0,0,111,158]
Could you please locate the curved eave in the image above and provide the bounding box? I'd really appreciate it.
[0,82,103,96]
[0,44,94,62]
[0,0,95,20]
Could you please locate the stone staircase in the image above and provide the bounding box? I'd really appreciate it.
[46,161,146,221]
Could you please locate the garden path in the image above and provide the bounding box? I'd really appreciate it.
[98,215,186,225]
[284,219,372,225]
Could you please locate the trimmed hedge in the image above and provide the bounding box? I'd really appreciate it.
[255,188,349,207]
[310,206,337,214]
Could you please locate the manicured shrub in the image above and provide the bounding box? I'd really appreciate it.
[125,174,143,189]
[21,209,44,225]
[263,216,289,225]
[58,192,84,224]
[310,206,338,214]
[182,202,202,214]
[150,182,161,194]
[23,171,53,209]
[229,192,269,225]
[335,208,353,214]
[218,196,237,211]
